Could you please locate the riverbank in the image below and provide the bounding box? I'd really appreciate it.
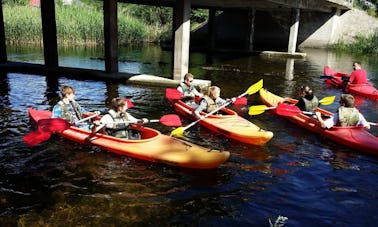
[3,4,166,45]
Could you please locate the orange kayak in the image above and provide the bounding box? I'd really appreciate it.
[259,88,378,155]
[171,99,273,146]
[27,108,230,169]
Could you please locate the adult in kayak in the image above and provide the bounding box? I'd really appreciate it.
[349,61,368,84]
[51,85,98,129]
[295,85,319,112]
[93,97,148,139]
[341,61,368,89]
[177,73,203,107]
[315,94,370,130]
[194,86,235,120]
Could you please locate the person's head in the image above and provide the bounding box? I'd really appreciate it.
[207,86,221,99]
[110,97,128,113]
[184,73,194,86]
[61,85,75,101]
[299,85,314,100]
[352,61,362,71]
[340,94,355,108]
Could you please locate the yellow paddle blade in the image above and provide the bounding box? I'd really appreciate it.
[246,79,263,95]
[319,95,335,105]
[248,105,269,115]
[170,127,186,138]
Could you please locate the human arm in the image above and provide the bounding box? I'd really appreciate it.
[316,112,336,129]
[51,104,62,118]
[295,99,305,111]
[124,113,148,124]
[194,100,207,119]
[358,113,371,130]
[192,87,203,97]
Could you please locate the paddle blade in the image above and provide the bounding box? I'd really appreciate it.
[38,118,71,132]
[166,88,183,100]
[245,79,263,95]
[170,126,186,138]
[159,114,182,127]
[324,66,337,76]
[233,97,248,106]
[320,75,335,79]
[248,105,270,115]
[319,96,335,105]
[23,130,51,147]
[125,98,134,108]
[275,103,302,117]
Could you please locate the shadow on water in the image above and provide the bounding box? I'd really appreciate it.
[0,44,378,225]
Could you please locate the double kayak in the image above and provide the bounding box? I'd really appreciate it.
[259,89,378,155]
[27,108,230,169]
[323,66,378,99]
[169,99,274,146]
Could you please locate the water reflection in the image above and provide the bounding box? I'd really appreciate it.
[0,72,10,108]
[285,58,294,80]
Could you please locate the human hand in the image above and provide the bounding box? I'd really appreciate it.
[227,97,237,103]
[142,118,149,124]
[94,111,101,115]
[93,120,101,126]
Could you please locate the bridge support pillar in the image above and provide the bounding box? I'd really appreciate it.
[208,8,216,52]
[247,8,256,52]
[329,7,341,44]
[104,0,119,73]
[0,2,6,63]
[288,8,300,54]
[41,0,58,67]
[173,0,191,81]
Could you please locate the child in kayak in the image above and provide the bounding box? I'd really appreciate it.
[93,97,148,139]
[315,94,370,129]
[194,86,235,120]
[177,73,203,107]
[52,85,98,129]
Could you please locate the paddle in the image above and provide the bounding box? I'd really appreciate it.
[320,75,336,79]
[23,113,100,147]
[248,96,335,116]
[125,98,134,108]
[92,114,182,134]
[170,79,263,138]
[165,88,248,106]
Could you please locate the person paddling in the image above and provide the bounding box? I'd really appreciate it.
[177,73,203,107]
[52,85,98,129]
[295,85,319,112]
[341,61,368,89]
[194,86,235,120]
[93,97,148,139]
[316,94,370,130]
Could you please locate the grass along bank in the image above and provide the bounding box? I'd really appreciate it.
[3,4,169,45]
[332,31,378,55]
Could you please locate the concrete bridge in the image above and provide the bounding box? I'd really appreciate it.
[0,0,363,84]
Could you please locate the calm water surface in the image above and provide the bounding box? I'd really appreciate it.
[0,45,377,226]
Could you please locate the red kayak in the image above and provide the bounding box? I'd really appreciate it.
[323,66,378,99]
[260,88,378,156]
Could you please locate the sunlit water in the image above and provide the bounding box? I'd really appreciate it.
[0,45,377,226]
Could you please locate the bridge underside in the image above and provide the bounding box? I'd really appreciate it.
[121,0,351,12]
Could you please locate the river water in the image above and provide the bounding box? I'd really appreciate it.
[0,44,377,226]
